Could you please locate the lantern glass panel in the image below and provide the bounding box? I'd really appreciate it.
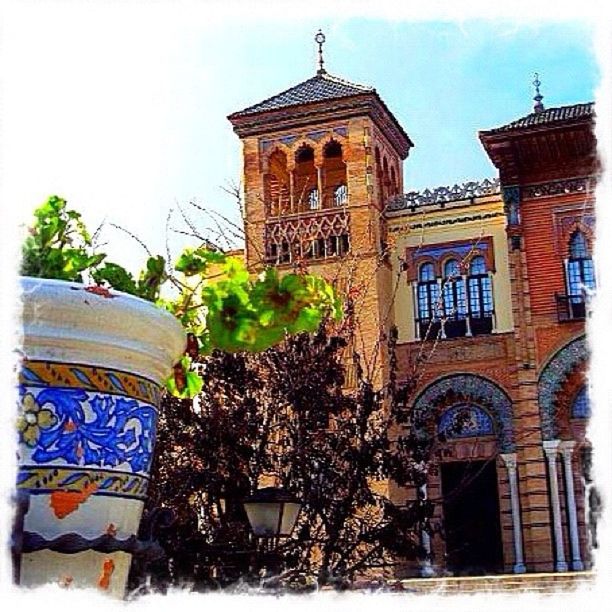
[243,502,281,537]
[279,501,301,536]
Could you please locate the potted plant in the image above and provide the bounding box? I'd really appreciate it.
[15,196,340,597]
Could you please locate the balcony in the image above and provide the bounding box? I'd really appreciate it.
[264,209,350,265]
[556,294,587,322]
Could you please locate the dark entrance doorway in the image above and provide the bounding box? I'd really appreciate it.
[441,460,503,575]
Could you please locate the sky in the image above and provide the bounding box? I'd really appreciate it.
[0,3,600,273]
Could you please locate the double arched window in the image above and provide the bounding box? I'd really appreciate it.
[415,254,494,339]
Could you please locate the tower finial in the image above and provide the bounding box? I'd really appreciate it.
[315,29,326,75]
[533,72,545,114]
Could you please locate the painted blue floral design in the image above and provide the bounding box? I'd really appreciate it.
[438,404,495,439]
[18,386,157,474]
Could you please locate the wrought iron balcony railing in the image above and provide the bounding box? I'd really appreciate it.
[556,294,587,322]
[416,313,493,340]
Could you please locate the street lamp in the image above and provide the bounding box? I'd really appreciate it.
[242,487,301,539]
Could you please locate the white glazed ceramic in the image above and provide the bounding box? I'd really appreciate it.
[16,277,185,597]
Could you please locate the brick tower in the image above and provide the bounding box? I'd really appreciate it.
[228,32,413,383]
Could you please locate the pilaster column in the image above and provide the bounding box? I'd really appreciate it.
[462,275,472,336]
[500,453,526,573]
[560,441,584,570]
[419,484,435,577]
[316,165,323,209]
[289,170,295,214]
[543,440,568,571]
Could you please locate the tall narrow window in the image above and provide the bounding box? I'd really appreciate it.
[417,262,441,339]
[442,259,467,338]
[323,140,346,209]
[468,256,493,335]
[566,231,595,320]
[571,387,590,419]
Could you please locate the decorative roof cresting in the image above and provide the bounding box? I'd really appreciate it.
[386,178,501,212]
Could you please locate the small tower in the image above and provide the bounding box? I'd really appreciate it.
[228,32,412,381]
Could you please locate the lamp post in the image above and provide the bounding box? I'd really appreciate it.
[242,487,302,583]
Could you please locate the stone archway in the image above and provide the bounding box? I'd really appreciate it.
[538,335,588,441]
[412,374,520,575]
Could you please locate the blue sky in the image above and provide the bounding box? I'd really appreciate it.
[1,6,599,271]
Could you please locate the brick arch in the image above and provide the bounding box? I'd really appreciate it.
[412,373,515,452]
[560,221,595,258]
[538,334,589,440]
[262,145,291,172]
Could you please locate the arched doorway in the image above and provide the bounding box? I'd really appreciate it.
[413,374,518,576]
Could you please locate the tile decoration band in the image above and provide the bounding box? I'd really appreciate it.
[19,361,161,405]
[17,359,162,501]
[17,466,149,500]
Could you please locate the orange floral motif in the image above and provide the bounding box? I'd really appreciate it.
[49,481,98,518]
[98,558,115,590]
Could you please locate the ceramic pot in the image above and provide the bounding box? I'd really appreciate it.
[15,277,185,597]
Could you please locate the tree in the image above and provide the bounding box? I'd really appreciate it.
[129,315,437,594]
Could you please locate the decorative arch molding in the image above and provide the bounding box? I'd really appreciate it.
[412,373,515,452]
[558,217,595,258]
[538,334,589,440]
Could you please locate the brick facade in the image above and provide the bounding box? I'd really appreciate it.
[229,65,596,577]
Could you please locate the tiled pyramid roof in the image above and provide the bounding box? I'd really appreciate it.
[483,102,595,134]
[231,71,375,117]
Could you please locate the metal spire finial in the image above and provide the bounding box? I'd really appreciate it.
[533,72,545,114]
[315,29,326,75]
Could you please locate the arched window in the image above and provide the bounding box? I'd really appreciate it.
[417,262,441,339]
[442,259,467,338]
[571,387,590,419]
[263,150,290,216]
[295,145,317,212]
[563,231,595,320]
[321,140,347,209]
[438,404,495,439]
[468,256,493,335]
